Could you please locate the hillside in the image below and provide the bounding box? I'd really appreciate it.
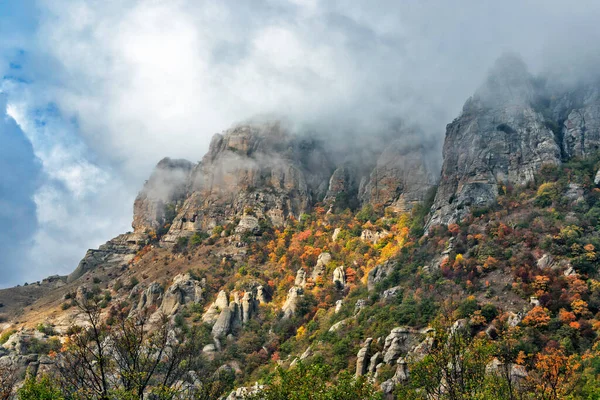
[1,55,600,399]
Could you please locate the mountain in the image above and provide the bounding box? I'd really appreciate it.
[2,55,600,399]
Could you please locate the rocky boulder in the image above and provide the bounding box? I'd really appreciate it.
[332,266,346,288]
[367,260,395,291]
[160,273,203,315]
[282,286,303,319]
[355,338,372,377]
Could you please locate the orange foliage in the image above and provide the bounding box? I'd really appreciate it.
[558,309,576,324]
[523,306,551,328]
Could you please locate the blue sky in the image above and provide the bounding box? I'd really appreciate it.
[1,0,600,287]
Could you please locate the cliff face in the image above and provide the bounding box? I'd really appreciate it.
[561,85,600,159]
[161,122,334,242]
[358,136,436,212]
[132,158,194,233]
[428,55,567,227]
[130,121,438,244]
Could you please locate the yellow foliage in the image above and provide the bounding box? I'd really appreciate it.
[296,325,307,339]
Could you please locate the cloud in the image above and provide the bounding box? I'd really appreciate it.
[3,88,131,285]
[1,0,600,284]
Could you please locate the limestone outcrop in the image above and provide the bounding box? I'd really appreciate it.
[428,54,561,227]
[160,273,203,315]
[161,122,334,243]
[132,157,194,233]
[282,286,303,319]
[67,233,143,283]
[358,135,436,212]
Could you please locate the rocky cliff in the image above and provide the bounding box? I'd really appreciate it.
[161,122,334,242]
[428,54,600,227]
[129,120,437,246]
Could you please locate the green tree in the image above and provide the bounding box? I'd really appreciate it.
[247,361,381,400]
[18,374,64,400]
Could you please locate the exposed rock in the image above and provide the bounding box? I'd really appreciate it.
[203,344,217,354]
[428,54,561,227]
[295,269,306,287]
[382,286,402,300]
[75,286,89,304]
[203,290,229,325]
[354,299,367,314]
[450,318,469,336]
[68,233,143,283]
[256,286,267,304]
[383,327,421,365]
[530,297,540,307]
[332,228,342,242]
[132,157,193,233]
[160,273,203,315]
[486,358,528,384]
[300,346,313,360]
[235,214,260,234]
[355,338,372,377]
[367,260,395,291]
[507,311,523,327]
[565,183,584,203]
[358,135,436,211]
[215,290,230,309]
[212,307,233,338]
[136,282,163,310]
[335,300,343,314]
[329,318,351,332]
[368,352,382,374]
[230,292,242,331]
[595,169,600,186]
[282,286,303,319]
[332,266,346,288]
[226,384,265,400]
[485,324,499,340]
[311,252,331,281]
[162,122,334,243]
[324,165,359,206]
[241,290,258,324]
[360,229,389,244]
[537,254,555,270]
[562,86,600,159]
[408,335,434,361]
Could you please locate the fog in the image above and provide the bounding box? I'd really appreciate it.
[1,0,600,285]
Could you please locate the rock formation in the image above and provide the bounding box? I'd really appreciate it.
[282,286,303,318]
[355,338,372,377]
[311,252,331,281]
[358,135,436,212]
[67,233,143,283]
[160,273,203,315]
[160,122,334,243]
[428,54,561,227]
[132,157,194,233]
[560,85,600,159]
[332,266,346,288]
